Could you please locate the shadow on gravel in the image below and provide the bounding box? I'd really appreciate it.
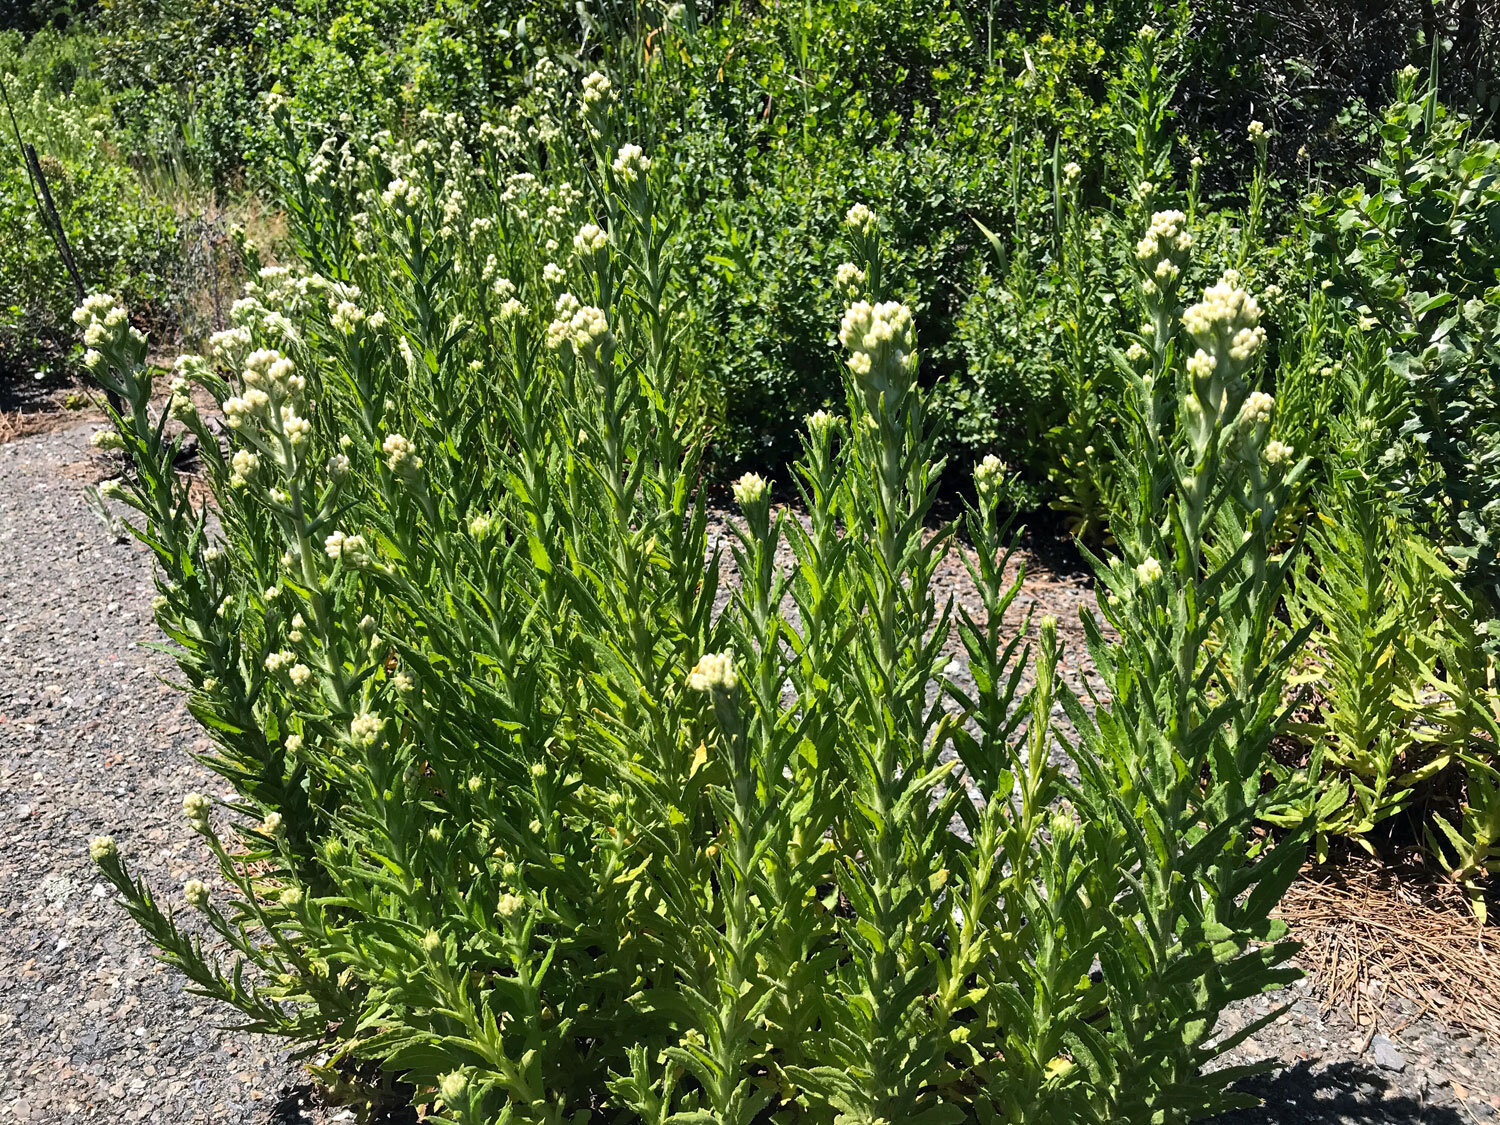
[1216,1060,1463,1124]
[267,1083,419,1124]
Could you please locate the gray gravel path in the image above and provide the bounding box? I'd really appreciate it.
[0,422,303,1123]
[0,420,1496,1124]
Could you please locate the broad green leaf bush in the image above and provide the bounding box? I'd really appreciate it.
[84,84,1309,1122]
[1271,70,1500,914]
[1314,67,1500,639]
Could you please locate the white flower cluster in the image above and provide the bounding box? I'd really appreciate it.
[1135,209,1191,269]
[732,472,769,508]
[183,792,211,831]
[381,177,423,210]
[686,651,738,693]
[324,529,369,567]
[973,454,1007,499]
[573,222,608,256]
[72,293,140,353]
[1135,556,1164,585]
[1238,390,1275,428]
[1263,439,1295,466]
[90,835,117,862]
[1182,270,1266,365]
[805,409,838,437]
[583,71,613,106]
[839,300,915,383]
[229,449,259,488]
[1247,120,1267,141]
[90,429,124,451]
[383,433,423,474]
[835,262,866,293]
[1063,161,1082,182]
[611,144,652,183]
[208,325,253,368]
[265,650,296,673]
[546,294,611,361]
[184,879,209,910]
[845,203,876,234]
[350,712,383,746]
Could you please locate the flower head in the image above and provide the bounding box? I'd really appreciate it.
[1135,556,1164,585]
[835,261,866,293]
[1263,439,1295,466]
[183,792,211,829]
[573,222,608,255]
[184,879,209,909]
[973,454,1007,499]
[732,472,769,509]
[89,836,117,862]
[383,433,423,474]
[350,712,383,746]
[582,71,613,105]
[611,144,652,183]
[844,203,876,234]
[686,651,738,693]
[805,409,838,438]
[1183,271,1266,370]
[839,300,916,397]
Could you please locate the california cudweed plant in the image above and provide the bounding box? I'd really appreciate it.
[83,73,1306,1124]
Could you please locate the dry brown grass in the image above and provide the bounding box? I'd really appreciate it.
[1280,864,1500,1043]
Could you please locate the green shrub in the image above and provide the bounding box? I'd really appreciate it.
[85,88,1306,1123]
[0,149,176,376]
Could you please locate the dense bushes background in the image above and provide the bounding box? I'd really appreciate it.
[6,0,1496,450]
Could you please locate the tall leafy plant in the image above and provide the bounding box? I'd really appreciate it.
[82,87,1306,1123]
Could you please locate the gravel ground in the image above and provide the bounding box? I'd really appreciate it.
[0,424,305,1123]
[1,420,1496,1123]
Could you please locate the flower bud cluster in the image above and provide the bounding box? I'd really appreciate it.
[1135,556,1164,585]
[686,651,738,693]
[73,293,141,352]
[184,792,211,832]
[1182,270,1265,369]
[350,712,383,746]
[546,294,611,362]
[382,433,423,474]
[973,454,1007,500]
[835,262,866,294]
[1262,439,1295,466]
[1135,210,1191,297]
[805,409,838,438]
[582,71,613,106]
[845,203,876,234]
[732,472,769,509]
[573,222,608,256]
[611,144,651,184]
[324,529,370,567]
[840,300,918,405]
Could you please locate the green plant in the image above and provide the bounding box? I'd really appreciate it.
[82,91,1306,1122]
[1315,65,1500,642]
[0,144,176,376]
